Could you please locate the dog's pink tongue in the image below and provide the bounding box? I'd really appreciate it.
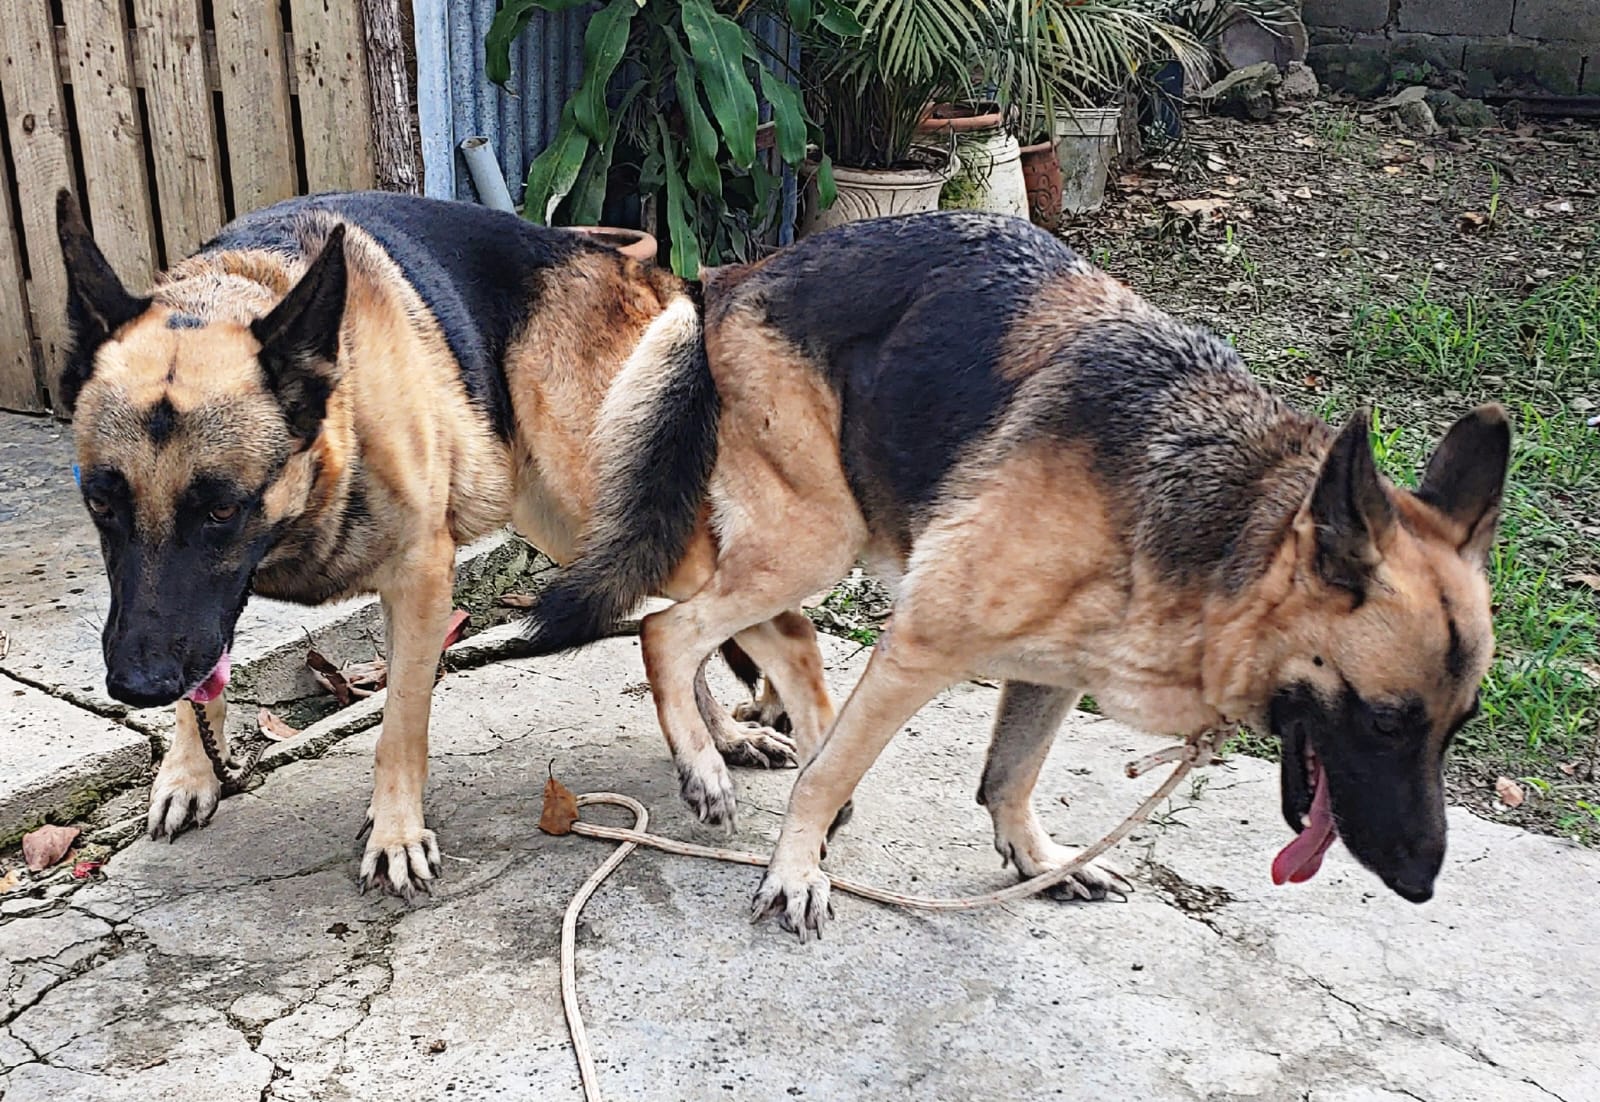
[1272,769,1337,885]
[187,651,231,704]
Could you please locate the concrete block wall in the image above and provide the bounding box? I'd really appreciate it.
[1304,0,1600,96]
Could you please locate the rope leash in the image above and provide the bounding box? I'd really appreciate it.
[543,725,1231,1101]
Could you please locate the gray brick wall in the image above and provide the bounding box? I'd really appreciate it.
[1305,0,1598,96]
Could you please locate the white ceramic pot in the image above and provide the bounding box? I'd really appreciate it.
[799,149,954,236]
[1053,107,1121,214]
[949,126,1029,219]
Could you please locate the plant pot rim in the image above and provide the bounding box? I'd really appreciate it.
[807,145,955,184]
[1019,138,1058,155]
[562,224,658,263]
[917,100,1004,134]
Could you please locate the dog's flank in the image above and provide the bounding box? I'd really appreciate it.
[524,211,1508,939]
[56,189,825,898]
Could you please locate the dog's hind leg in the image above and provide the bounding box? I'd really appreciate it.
[729,612,834,768]
[147,694,228,839]
[978,681,1131,901]
[361,530,455,899]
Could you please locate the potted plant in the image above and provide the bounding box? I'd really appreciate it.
[997,0,1205,216]
[917,100,1029,219]
[485,0,832,277]
[796,0,995,234]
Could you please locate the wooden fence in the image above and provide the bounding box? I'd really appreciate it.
[0,0,379,414]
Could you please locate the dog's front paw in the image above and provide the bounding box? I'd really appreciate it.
[751,860,833,942]
[147,754,223,840]
[678,750,739,826]
[1005,839,1132,902]
[358,808,442,900]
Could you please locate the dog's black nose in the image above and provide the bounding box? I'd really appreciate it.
[105,665,186,708]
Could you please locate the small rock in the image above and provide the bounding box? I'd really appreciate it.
[1379,85,1430,109]
[1396,99,1438,135]
[1278,62,1319,102]
[1425,90,1497,130]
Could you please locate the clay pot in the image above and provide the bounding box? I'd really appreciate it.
[916,100,1004,135]
[564,225,658,264]
[1020,139,1062,231]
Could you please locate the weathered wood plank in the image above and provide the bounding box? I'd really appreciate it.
[212,1,298,212]
[132,0,226,260]
[60,0,158,285]
[54,27,302,96]
[288,0,376,191]
[0,1,77,410]
[0,135,42,412]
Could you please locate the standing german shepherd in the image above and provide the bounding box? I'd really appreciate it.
[54,190,834,897]
[517,211,1510,940]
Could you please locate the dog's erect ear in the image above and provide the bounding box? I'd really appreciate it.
[1308,407,1395,600]
[1416,403,1510,565]
[55,189,152,413]
[250,225,348,445]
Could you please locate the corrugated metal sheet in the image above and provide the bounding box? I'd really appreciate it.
[413,0,797,244]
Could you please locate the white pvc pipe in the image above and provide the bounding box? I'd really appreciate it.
[459,136,516,212]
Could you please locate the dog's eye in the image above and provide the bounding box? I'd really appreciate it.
[85,495,111,518]
[207,504,240,524]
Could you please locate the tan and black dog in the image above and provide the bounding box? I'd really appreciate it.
[54,190,834,897]
[518,211,1510,940]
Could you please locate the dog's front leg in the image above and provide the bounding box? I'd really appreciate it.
[148,694,228,839]
[361,532,454,898]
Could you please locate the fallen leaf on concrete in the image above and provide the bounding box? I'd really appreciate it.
[22,824,80,871]
[425,1039,447,1055]
[1494,776,1525,808]
[497,593,536,609]
[70,860,103,880]
[339,658,388,697]
[306,648,353,706]
[441,609,470,651]
[257,708,302,742]
[0,868,22,893]
[539,774,580,836]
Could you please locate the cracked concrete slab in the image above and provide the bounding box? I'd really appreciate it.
[1,635,1596,1101]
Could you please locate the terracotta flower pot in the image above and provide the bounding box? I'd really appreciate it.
[564,225,658,265]
[916,100,1004,135]
[1020,140,1062,232]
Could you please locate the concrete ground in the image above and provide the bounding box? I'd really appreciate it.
[2,629,1596,1102]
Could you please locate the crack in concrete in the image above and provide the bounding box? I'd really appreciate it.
[1,929,129,1031]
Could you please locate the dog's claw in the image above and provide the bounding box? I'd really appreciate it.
[358,824,442,901]
[714,721,797,771]
[147,758,223,842]
[751,864,833,943]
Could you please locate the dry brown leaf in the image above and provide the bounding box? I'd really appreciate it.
[257,708,302,742]
[1494,776,1525,808]
[22,824,80,871]
[1166,198,1230,217]
[0,868,22,894]
[1458,211,1491,232]
[1419,154,1438,174]
[441,609,470,651]
[497,593,536,609]
[1382,165,1403,176]
[339,658,388,697]
[1542,199,1574,215]
[1294,186,1313,200]
[1558,761,1577,776]
[305,648,353,706]
[1566,573,1600,592]
[539,775,580,836]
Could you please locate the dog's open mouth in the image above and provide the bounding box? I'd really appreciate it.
[186,651,232,704]
[1272,743,1337,885]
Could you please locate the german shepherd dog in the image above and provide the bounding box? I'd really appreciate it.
[518,211,1510,940]
[54,190,832,897]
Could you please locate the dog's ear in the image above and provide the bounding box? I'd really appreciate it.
[251,225,348,446]
[1308,407,1395,600]
[1416,403,1510,565]
[56,189,151,413]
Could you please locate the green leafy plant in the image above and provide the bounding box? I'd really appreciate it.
[993,0,1208,144]
[486,0,842,277]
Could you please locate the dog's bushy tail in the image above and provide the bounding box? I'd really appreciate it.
[518,295,719,655]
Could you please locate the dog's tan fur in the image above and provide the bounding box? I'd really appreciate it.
[58,192,825,896]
